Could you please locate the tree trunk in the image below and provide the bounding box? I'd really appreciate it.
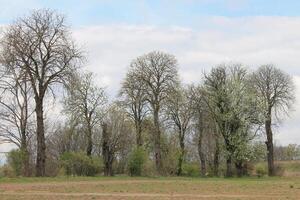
[226,156,233,177]
[35,98,46,177]
[197,113,206,177]
[136,121,143,147]
[265,116,274,176]
[153,108,162,173]
[198,134,206,177]
[104,156,114,176]
[20,121,30,177]
[20,143,30,177]
[213,137,220,176]
[86,123,93,156]
[102,123,114,176]
[176,135,184,176]
[235,161,243,177]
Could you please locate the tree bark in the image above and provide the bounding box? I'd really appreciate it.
[35,97,46,177]
[235,161,243,177]
[102,123,114,176]
[153,108,162,173]
[135,121,143,147]
[198,134,206,177]
[265,113,274,176]
[213,137,220,176]
[176,135,184,176]
[226,156,233,177]
[197,113,206,177]
[20,138,30,177]
[20,116,30,177]
[86,123,93,156]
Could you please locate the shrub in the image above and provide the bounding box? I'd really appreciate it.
[141,159,156,177]
[0,165,15,178]
[274,163,285,176]
[255,164,267,177]
[60,152,102,176]
[182,163,200,177]
[128,148,146,176]
[6,149,27,176]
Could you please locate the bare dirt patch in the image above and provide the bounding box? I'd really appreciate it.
[0,177,299,200]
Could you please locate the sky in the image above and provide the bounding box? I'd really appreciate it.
[0,0,300,156]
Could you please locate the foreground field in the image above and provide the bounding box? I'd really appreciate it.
[0,176,299,200]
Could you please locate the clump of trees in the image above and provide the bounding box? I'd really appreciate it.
[0,9,296,178]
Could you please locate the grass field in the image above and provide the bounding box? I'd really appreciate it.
[0,176,300,199]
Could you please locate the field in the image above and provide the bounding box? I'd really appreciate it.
[0,176,300,200]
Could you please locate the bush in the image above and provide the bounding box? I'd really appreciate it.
[60,152,102,176]
[6,149,27,176]
[182,163,200,177]
[141,159,156,177]
[128,148,146,176]
[274,163,285,176]
[0,165,15,178]
[255,164,267,177]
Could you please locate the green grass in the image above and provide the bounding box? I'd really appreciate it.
[277,160,300,172]
[0,175,294,184]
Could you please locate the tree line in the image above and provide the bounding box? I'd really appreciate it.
[0,9,296,177]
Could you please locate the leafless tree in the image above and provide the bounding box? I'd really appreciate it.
[64,72,106,156]
[0,9,82,176]
[120,68,148,147]
[101,103,134,176]
[133,51,179,173]
[188,85,210,176]
[251,64,295,176]
[0,66,34,176]
[166,86,194,175]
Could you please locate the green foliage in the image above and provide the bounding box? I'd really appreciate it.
[6,149,27,176]
[128,148,146,176]
[255,163,267,177]
[60,152,102,176]
[161,135,180,176]
[182,163,200,177]
[251,142,267,162]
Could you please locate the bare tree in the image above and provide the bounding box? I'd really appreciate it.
[101,104,133,176]
[0,66,34,176]
[166,86,193,175]
[64,72,106,156]
[251,64,295,176]
[0,9,82,176]
[120,68,148,147]
[133,51,179,173]
[188,85,209,176]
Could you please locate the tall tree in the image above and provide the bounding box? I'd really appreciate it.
[101,104,133,176]
[166,86,194,176]
[251,64,294,176]
[0,67,34,176]
[133,51,179,173]
[120,68,148,147]
[189,85,209,176]
[0,9,82,176]
[64,72,106,156]
[204,64,259,177]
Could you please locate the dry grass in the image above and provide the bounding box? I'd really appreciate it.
[0,176,300,199]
